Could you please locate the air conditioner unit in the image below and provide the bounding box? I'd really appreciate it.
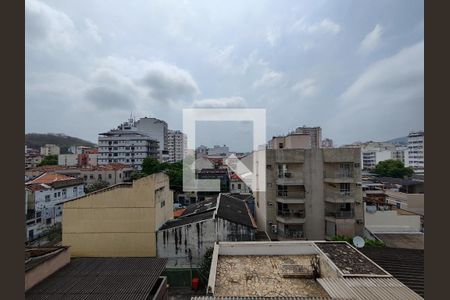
[356,219,364,224]
[354,163,360,168]
[271,224,278,233]
[284,172,292,178]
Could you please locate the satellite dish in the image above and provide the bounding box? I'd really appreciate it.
[353,236,365,248]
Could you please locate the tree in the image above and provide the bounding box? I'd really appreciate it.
[373,159,414,178]
[141,157,183,191]
[198,247,214,283]
[130,171,147,181]
[38,155,58,166]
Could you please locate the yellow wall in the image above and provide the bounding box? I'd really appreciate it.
[62,173,173,257]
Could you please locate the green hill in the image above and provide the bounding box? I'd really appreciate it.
[25,133,96,154]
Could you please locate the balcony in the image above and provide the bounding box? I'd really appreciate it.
[325,190,356,203]
[276,189,305,203]
[276,210,306,224]
[325,210,355,219]
[278,230,305,240]
[276,172,304,185]
[323,170,355,183]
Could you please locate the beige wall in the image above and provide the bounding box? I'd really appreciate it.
[62,173,173,257]
[365,208,421,233]
[25,248,70,291]
[270,134,311,150]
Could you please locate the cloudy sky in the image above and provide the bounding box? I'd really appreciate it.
[26,0,424,150]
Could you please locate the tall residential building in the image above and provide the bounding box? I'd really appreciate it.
[392,145,409,165]
[359,142,396,170]
[98,119,159,171]
[254,145,364,241]
[40,144,60,156]
[407,131,424,174]
[135,117,168,152]
[167,129,187,163]
[294,126,322,148]
[321,138,334,148]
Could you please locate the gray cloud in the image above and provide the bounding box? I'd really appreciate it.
[192,97,247,108]
[140,62,200,101]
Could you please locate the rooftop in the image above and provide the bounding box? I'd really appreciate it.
[25,246,69,272]
[159,193,256,230]
[374,233,424,250]
[207,241,422,300]
[26,257,167,299]
[26,172,84,189]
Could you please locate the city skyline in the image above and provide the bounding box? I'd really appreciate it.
[26,0,423,146]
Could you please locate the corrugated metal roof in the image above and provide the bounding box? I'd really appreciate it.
[26,257,167,299]
[192,297,333,300]
[360,248,424,297]
[317,278,423,300]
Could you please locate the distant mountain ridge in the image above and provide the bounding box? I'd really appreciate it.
[385,136,408,145]
[25,133,96,153]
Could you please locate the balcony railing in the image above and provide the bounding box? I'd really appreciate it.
[277,210,305,218]
[325,190,354,201]
[280,231,304,239]
[325,210,355,219]
[324,171,354,179]
[277,191,305,199]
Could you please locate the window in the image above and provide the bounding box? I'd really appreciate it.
[161,201,165,208]
[231,184,235,189]
[46,218,52,225]
[119,173,122,178]
[98,174,102,180]
[277,185,288,197]
[279,143,284,149]
[73,187,77,194]
[62,189,66,197]
[83,175,87,180]
[396,202,401,209]
[54,192,58,198]
[45,195,50,202]
[89,175,94,179]
[108,174,112,179]
[238,184,241,189]
[340,183,350,195]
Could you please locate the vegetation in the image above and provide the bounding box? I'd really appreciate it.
[38,155,58,166]
[25,133,95,153]
[84,180,110,193]
[43,224,62,245]
[330,235,385,247]
[141,157,183,191]
[373,159,414,178]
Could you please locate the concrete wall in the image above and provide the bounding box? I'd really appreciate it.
[25,248,70,291]
[62,173,173,257]
[157,218,256,268]
[365,208,421,233]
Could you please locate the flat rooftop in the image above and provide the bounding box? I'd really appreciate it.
[214,255,329,298]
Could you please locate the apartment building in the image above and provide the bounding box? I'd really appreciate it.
[208,145,230,156]
[25,173,85,241]
[360,142,396,170]
[254,146,364,241]
[98,119,159,170]
[62,173,173,257]
[40,144,60,156]
[294,126,322,148]
[135,116,168,153]
[167,129,187,163]
[268,133,311,149]
[407,131,424,174]
[392,145,409,165]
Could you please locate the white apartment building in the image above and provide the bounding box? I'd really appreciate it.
[294,126,322,148]
[167,130,187,163]
[135,117,168,154]
[98,119,159,171]
[392,145,409,165]
[58,154,78,167]
[40,144,60,156]
[25,173,85,241]
[407,131,424,174]
[360,142,396,170]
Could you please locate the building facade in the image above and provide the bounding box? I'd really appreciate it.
[208,145,230,156]
[407,131,424,174]
[62,173,173,257]
[254,147,364,240]
[167,129,187,163]
[98,119,159,170]
[40,144,60,156]
[321,138,334,148]
[25,173,85,241]
[294,126,322,148]
[360,142,396,170]
[135,117,168,153]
